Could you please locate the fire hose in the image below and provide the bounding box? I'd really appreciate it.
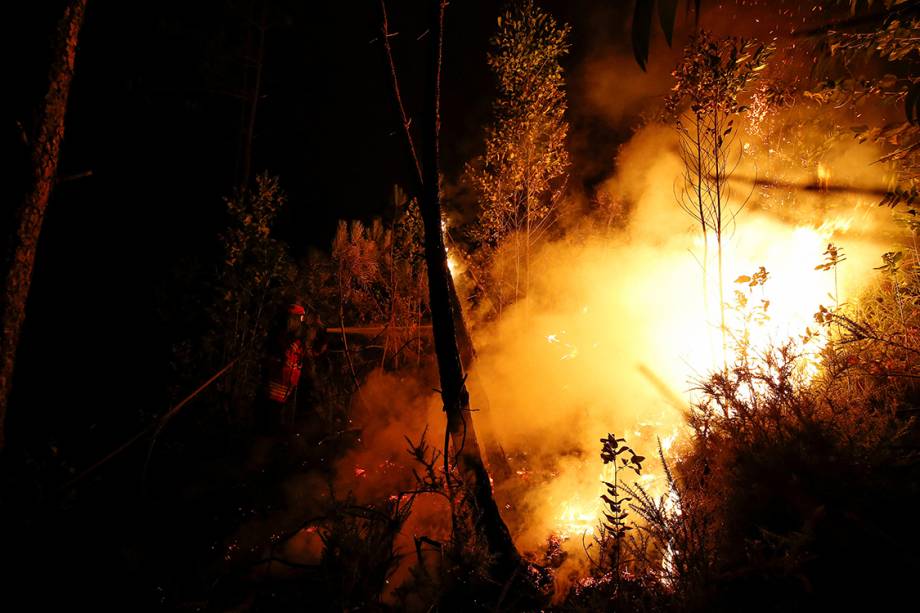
[62,353,244,490]
[65,325,424,490]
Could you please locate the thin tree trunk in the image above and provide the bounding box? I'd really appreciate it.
[0,0,88,450]
[379,0,511,479]
[524,177,530,316]
[240,0,267,190]
[712,107,728,369]
[693,113,714,365]
[514,215,521,302]
[419,0,520,576]
[446,271,513,480]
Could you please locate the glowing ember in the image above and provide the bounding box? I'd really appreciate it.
[545,329,579,360]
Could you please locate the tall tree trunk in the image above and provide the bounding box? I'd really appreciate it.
[447,271,513,480]
[419,0,520,576]
[0,0,88,451]
[379,0,511,480]
[239,0,267,191]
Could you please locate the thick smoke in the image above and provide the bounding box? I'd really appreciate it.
[325,65,899,613]
[465,101,898,586]
[296,0,905,599]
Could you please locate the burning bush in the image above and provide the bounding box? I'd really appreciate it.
[562,261,920,611]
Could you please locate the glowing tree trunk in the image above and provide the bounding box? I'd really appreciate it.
[446,270,513,479]
[418,0,520,575]
[0,0,88,450]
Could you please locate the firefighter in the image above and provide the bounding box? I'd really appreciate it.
[256,303,308,432]
[298,307,327,411]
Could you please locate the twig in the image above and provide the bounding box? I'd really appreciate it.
[792,3,920,37]
[56,170,92,184]
[494,562,520,612]
[338,279,364,402]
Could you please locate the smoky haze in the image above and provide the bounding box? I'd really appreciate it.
[295,0,904,600]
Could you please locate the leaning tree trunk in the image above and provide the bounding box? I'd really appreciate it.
[418,0,520,576]
[380,0,511,482]
[0,0,88,451]
[446,272,513,480]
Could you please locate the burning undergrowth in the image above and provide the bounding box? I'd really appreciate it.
[321,370,455,602]
[286,10,916,606]
[305,114,905,604]
[460,110,902,595]
[305,100,909,603]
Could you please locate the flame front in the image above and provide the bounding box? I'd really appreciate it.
[532,211,875,541]
[557,497,599,540]
[468,127,895,571]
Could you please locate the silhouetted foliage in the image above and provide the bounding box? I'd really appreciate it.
[205,173,294,420]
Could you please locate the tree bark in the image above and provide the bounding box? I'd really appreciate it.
[380,0,511,481]
[418,0,520,576]
[0,0,88,450]
[446,272,513,480]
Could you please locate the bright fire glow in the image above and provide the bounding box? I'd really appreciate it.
[469,122,895,577]
[556,496,599,539]
[532,214,867,538]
